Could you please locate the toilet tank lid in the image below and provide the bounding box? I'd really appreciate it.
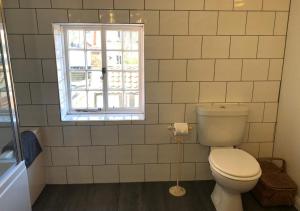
[197,104,248,116]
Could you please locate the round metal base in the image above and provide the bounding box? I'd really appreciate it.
[169,185,186,197]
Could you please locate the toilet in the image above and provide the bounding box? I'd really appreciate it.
[197,104,262,211]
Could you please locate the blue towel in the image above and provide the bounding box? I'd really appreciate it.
[21,131,42,168]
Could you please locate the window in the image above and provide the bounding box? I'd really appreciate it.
[53,24,144,121]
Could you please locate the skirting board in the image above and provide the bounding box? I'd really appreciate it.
[295,195,300,210]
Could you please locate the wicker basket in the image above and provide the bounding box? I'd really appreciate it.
[252,158,297,207]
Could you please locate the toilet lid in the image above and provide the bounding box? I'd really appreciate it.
[209,148,261,178]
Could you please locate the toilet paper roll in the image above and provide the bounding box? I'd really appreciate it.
[173,123,189,136]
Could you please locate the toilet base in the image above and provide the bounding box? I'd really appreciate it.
[211,183,243,211]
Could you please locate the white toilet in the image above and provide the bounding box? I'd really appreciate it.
[197,104,262,211]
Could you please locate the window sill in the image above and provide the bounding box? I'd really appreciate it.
[61,113,145,122]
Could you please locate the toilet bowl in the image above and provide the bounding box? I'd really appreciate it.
[209,148,261,211]
[197,104,262,211]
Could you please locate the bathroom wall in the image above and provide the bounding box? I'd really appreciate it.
[3,0,290,184]
[274,0,300,208]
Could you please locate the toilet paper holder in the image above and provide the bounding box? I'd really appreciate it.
[168,124,193,133]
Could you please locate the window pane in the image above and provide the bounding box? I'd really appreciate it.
[106,30,122,50]
[70,71,86,90]
[107,51,122,70]
[87,51,102,70]
[123,31,139,50]
[68,30,84,49]
[88,91,103,109]
[71,91,87,109]
[108,72,122,90]
[123,52,138,71]
[69,50,85,70]
[124,91,139,108]
[108,91,123,108]
[87,71,103,90]
[86,31,101,49]
[124,72,139,90]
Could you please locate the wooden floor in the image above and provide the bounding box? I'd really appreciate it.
[32,181,297,211]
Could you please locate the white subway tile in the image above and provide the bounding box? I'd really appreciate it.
[68,9,99,23]
[42,59,58,82]
[37,9,68,34]
[252,81,280,102]
[146,82,172,103]
[249,123,275,142]
[30,83,59,104]
[145,0,174,10]
[99,10,129,24]
[119,125,144,144]
[196,163,213,180]
[184,144,209,162]
[3,0,19,8]
[257,36,286,58]
[185,104,198,124]
[264,103,278,122]
[187,59,215,81]
[79,146,105,165]
[24,35,55,58]
[52,147,78,166]
[233,0,262,10]
[93,165,119,183]
[44,126,63,146]
[145,36,173,59]
[7,35,25,58]
[51,0,82,8]
[133,104,158,125]
[199,82,226,102]
[4,9,37,34]
[214,59,242,81]
[242,59,269,80]
[226,82,253,102]
[274,12,289,35]
[18,105,47,126]
[130,11,159,35]
[106,145,131,164]
[263,0,290,11]
[269,59,283,80]
[230,36,258,58]
[202,36,230,58]
[63,126,91,146]
[172,82,199,103]
[241,103,264,122]
[83,0,113,9]
[160,11,188,35]
[67,166,93,184]
[189,11,218,35]
[145,164,170,181]
[46,167,67,184]
[14,83,31,105]
[145,125,171,144]
[246,12,275,35]
[171,163,195,181]
[145,60,159,81]
[120,164,144,182]
[174,36,202,59]
[175,0,204,10]
[114,0,144,9]
[91,126,118,145]
[159,60,187,81]
[158,144,178,163]
[218,12,247,35]
[20,0,51,8]
[159,104,185,124]
[238,143,259,158]
[11,59,43,82]
[132,145,157,163]
[205,0,233,10]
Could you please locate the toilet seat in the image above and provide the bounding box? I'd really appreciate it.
[209,148,261,181]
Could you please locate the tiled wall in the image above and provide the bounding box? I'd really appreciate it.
[3,0,290,184]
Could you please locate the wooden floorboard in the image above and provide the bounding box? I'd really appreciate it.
[32,181,297,211]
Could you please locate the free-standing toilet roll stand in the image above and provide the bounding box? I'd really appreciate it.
[168,123,192,197]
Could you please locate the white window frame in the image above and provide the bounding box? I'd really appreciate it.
[54,24,145,121]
